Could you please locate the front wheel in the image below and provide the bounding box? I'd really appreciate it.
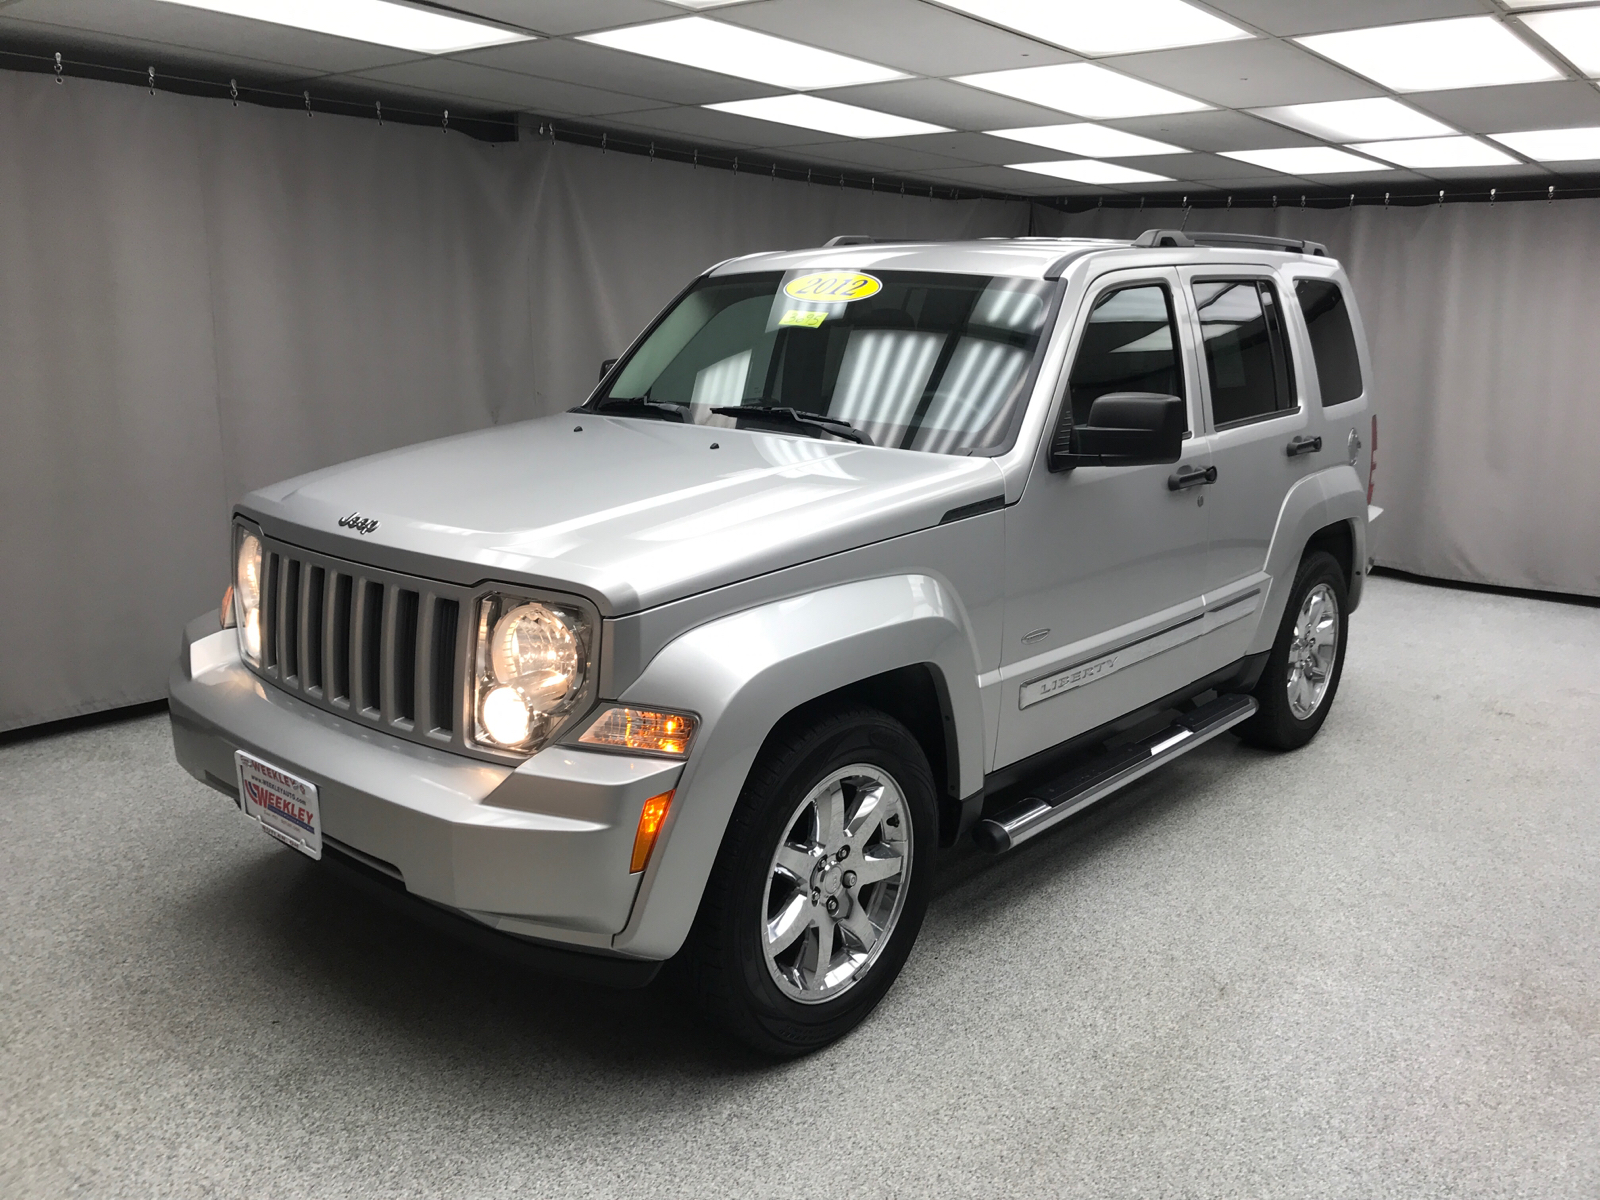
[1236,550,1349,750]
[681,707,938,1057]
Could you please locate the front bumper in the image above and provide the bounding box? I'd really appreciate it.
[170,615,681,970]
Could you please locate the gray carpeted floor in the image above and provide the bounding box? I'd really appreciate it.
[2,575,1597,1198]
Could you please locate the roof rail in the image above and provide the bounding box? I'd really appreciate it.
[823,234,877,247]
[1132,229,1329,257]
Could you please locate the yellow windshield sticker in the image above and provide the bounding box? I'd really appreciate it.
[784,271,882,304]
[779,309,828,328]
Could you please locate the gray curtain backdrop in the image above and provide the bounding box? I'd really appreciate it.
[0,69,1025,731]
[1035,204,1600,602]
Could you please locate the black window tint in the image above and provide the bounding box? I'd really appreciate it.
[1194,279,1295,427]
[1294,279,1363,405]
[1067,284,1185,427]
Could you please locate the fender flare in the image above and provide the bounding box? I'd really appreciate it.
[610,574,984,959]
[1252,465,1369,654]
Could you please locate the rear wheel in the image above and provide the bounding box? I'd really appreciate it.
[1237,550,1349,750]
[681,707,937,1057]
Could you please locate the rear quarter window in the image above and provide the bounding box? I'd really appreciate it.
[1294,279,1363,406]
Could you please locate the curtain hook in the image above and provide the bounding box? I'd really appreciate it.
[147,66,155,95]
[54,52,63,84]
[1138,196,1144,211]
[734,155,739,173]
[1226,195,1232,209]
[695,149,700,170]
[442,108,449,133]
[1490,187,1496,206]
[1348,193,1355,208]
[303,90,311,117]
[1384,192,1390,208]
[650,141,656,163]
[375,100,382,126]
[1272,194,1278,209]
[1549,185,1556,204]
[1438,189,1444,206]
[229,78,238,106]
[1300,194,1306,208]
[840,173,846,189]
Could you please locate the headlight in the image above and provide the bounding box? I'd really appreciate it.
[472,594,590,753]
[233,526,264,666]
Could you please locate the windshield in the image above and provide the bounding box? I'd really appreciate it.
[593,269,1057,454]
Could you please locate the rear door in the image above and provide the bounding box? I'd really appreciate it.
[994,268,1212,769]
[1179,266,1322,658]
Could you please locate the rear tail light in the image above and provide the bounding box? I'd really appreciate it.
[1367,414,1377,504]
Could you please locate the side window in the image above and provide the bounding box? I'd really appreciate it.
[1067,283,1185,428]
[1193,278,1296,427]
[1294,279,1363,405]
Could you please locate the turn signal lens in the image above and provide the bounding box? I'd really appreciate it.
[630,790,674,873]
[578,707,698,757]
[221,584,236,629]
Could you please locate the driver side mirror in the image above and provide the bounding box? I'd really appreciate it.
[1049,392,1185,472]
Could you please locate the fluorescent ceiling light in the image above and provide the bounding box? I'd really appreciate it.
[988,123,1183,157]
[957,63,1208,119]
[151,0,532,54]
[1522,8,1600,76]
[668,1,753,7]
[1008,160,1174,185]
[705,95,949,138]
[936,0,1249,56]
[1490,125,1600,160]
[581,16,906,90]
[1221,147,1391,176]
[1350,136,1518,168]
[1296,16,1561,92]
[1255,98,1453,143]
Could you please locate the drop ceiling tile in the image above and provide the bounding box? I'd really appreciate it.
[881,130,1052,165]
[584,102,843,147]
[2,0,424,74]
[1405,81,1600,134]
[1116,152,1278,182]
[718,0,1079,77]
[1202,0,1491,38]
[906,164,1104,194]
[454,36,780,105]
[815,78,1088,133]
[1103,39,1381,109]
[780,139,974,172]
[354,59,671,116]
[1103,110,1323,152]
[0,13,314,84]
[1412,163,1554,181]
[438,1,682,37]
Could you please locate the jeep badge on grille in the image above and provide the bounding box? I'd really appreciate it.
[337,512,379,535]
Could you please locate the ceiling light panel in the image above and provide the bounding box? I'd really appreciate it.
[988,123,1183,157]
[1254,98,1454,143]
[152,0,533,53]
[1350,136,1518,169]
[580,16,906,90]
[935,0,1249,57]
[1296,16,1562,93]
[1521,8,1600,77]
[956,63,1209,119]
[1490,125,1600,160]
[1008,160,1174,184]
[1221,147,1392,176]
[705,95,949,138]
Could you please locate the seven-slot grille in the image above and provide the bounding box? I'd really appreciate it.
[252,537,470,753]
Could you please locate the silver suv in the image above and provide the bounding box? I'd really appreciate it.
[170,230,1379,1056]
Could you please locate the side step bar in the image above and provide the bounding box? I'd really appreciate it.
[974,693,1258,853]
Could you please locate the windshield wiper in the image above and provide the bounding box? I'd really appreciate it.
[592,396,687,423]
[708,405,873,445]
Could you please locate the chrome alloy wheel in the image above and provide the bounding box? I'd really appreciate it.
[1287,582,1340,720]
[761,764,913,1004]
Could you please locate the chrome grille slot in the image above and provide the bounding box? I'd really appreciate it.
[247,536,488,759]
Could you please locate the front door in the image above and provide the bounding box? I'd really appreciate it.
[995,269,1212,769]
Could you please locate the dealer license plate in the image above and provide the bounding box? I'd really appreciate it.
[235,751,322,860]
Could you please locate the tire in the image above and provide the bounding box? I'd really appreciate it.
[1236,550,1349,751]
[680,706,938,1058]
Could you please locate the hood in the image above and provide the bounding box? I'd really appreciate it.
[242,413,1005,615]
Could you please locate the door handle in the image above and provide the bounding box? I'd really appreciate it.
[1167,465,1218,491]
[1286,435,1323,457]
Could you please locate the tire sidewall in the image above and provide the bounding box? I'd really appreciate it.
[1251,551,1350,748]
[716,712,937,1052]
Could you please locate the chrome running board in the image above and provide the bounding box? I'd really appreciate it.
[973,693,1258,853]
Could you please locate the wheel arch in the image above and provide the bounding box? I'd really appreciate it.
[608,574,985,960]
[1252,468,1369,655]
